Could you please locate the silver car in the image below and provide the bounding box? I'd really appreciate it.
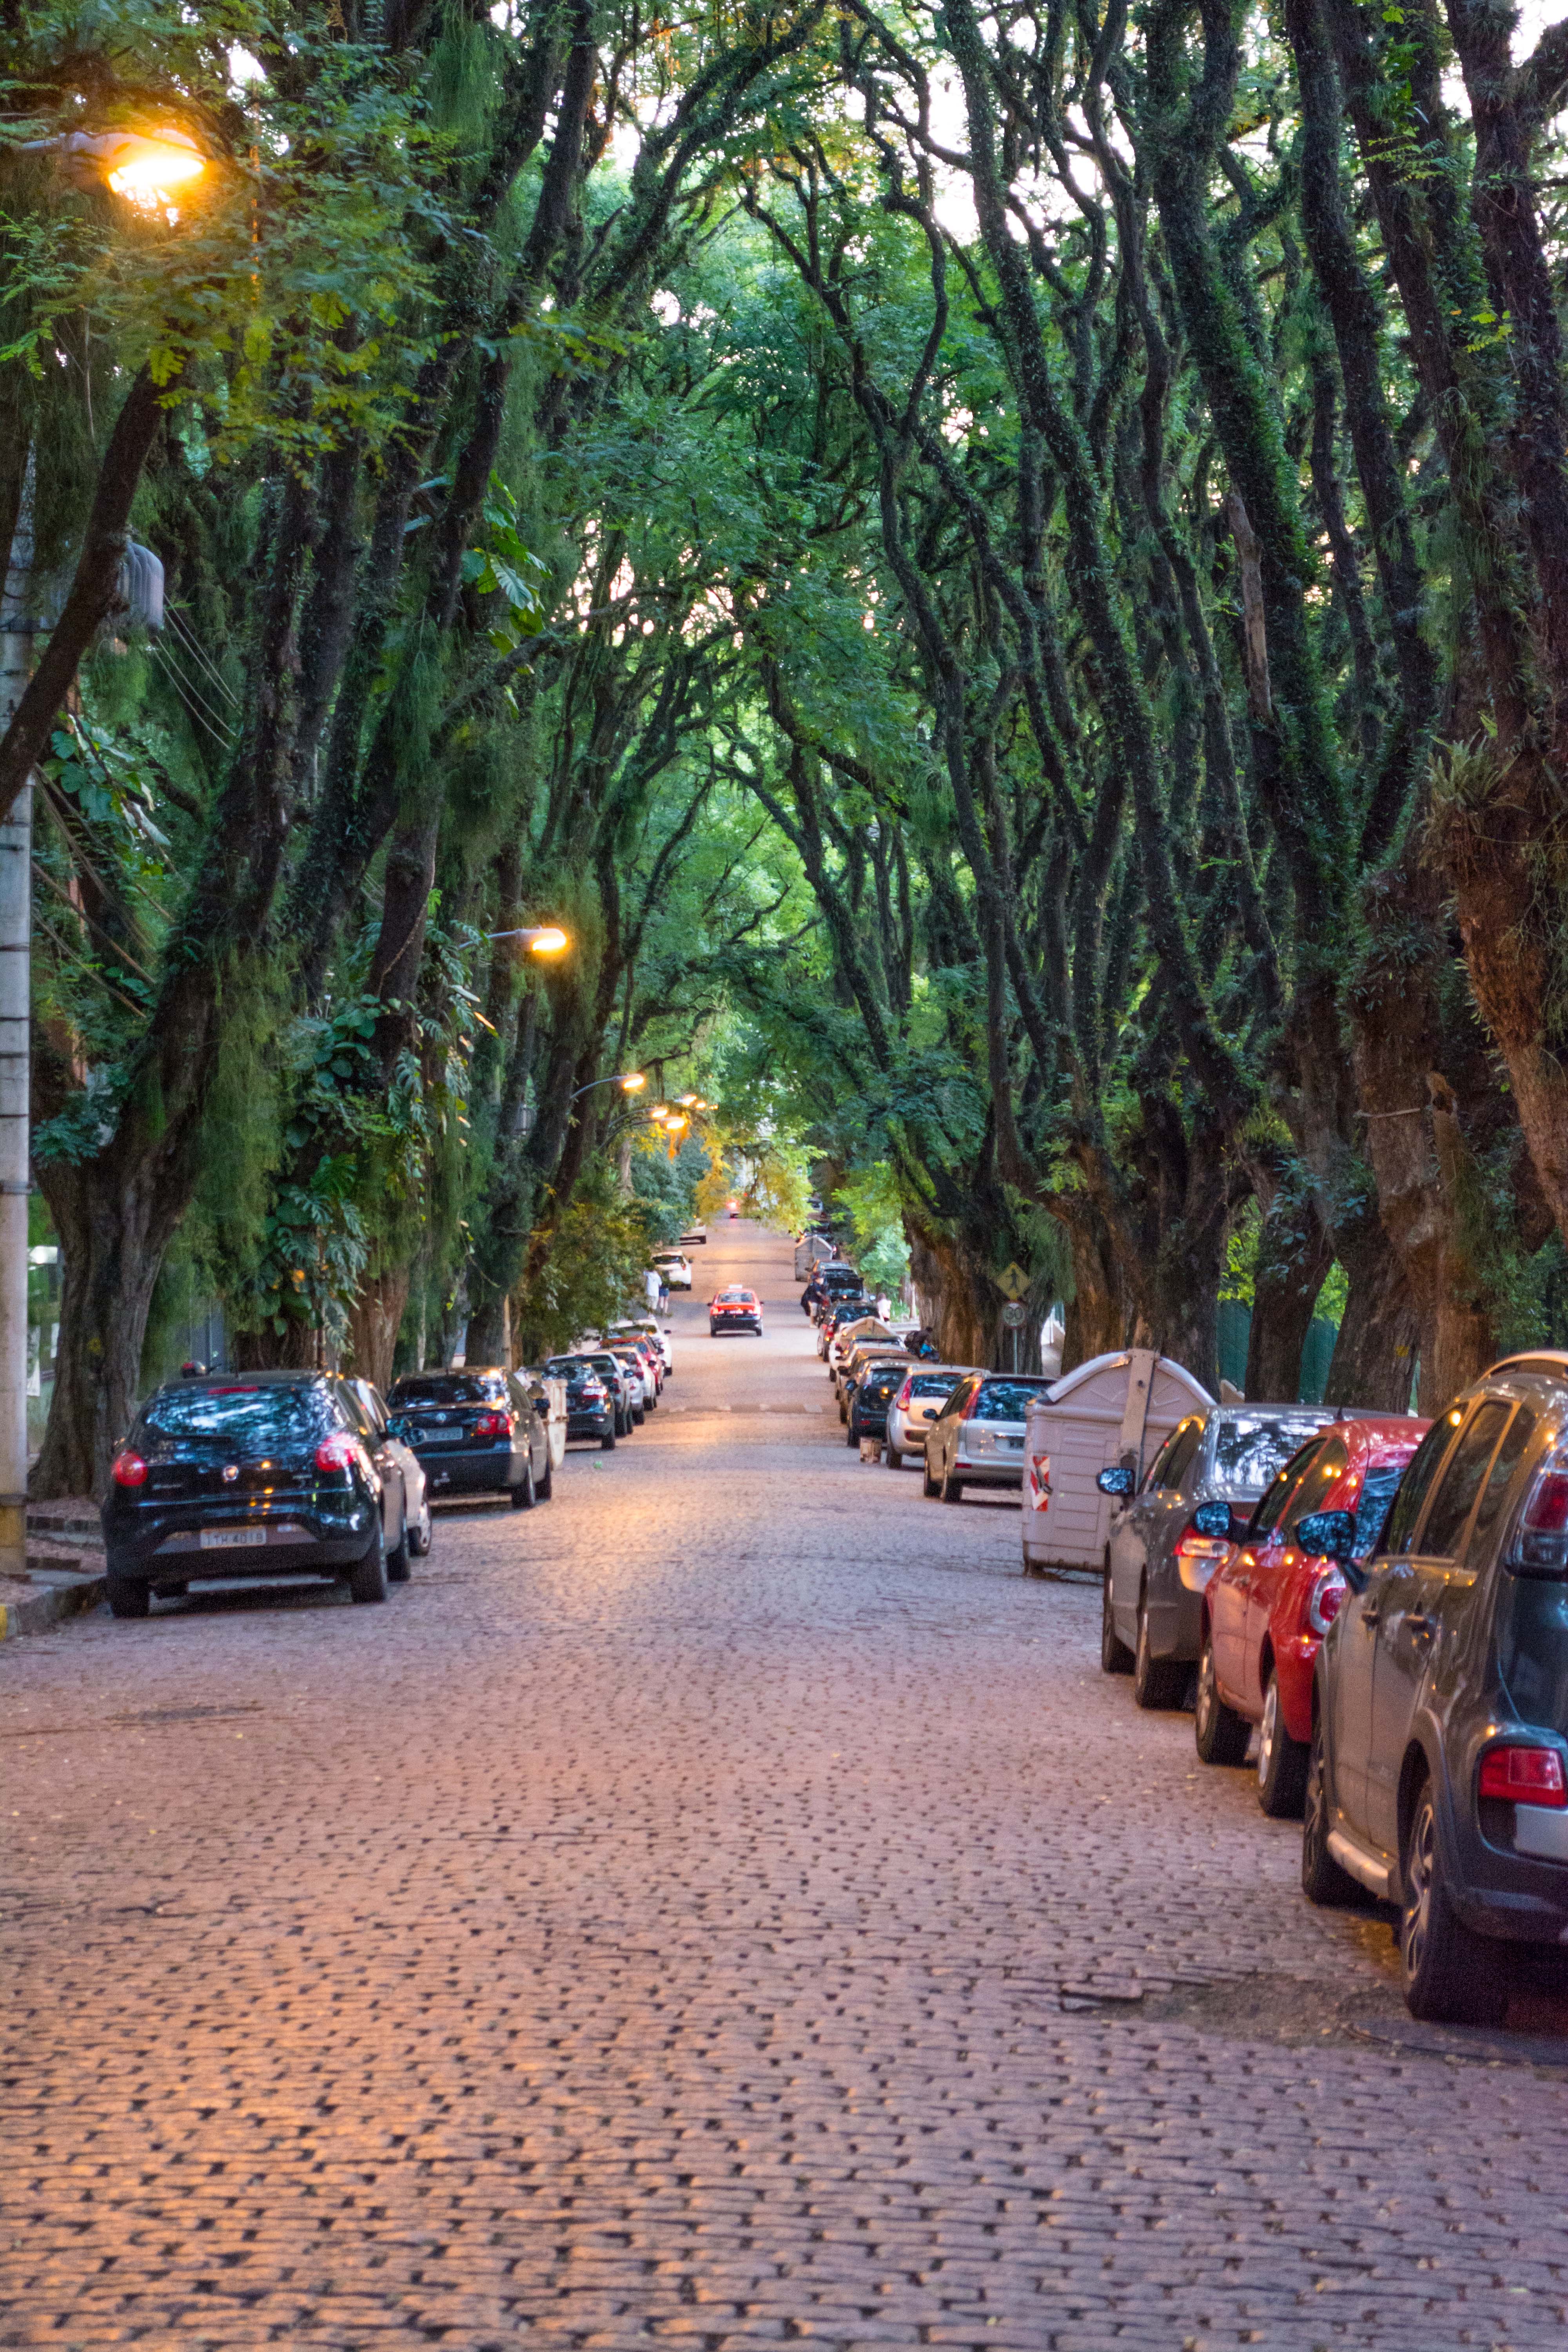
[922,1372,1055,1499]
[347,1377,432,1560]
[885,1365,971,1466]
[1100,1403,1334,1709]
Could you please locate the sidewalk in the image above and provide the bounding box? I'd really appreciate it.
[0,1497,105,1638]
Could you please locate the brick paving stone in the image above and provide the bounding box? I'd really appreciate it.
[5,1219,1568,2350]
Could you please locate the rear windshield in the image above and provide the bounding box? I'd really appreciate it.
[973,1379,1051,1421]
[866,1368,904,1397]
[1212,1414,1327,1496]
[909,1372,959,1398]
[141,1384,338,1445]
[390,1374,507,1407]
[717,1289,755,1301]
[546,1358,592,1379]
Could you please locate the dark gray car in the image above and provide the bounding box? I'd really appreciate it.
[1304,1352,1568,2023]
[1102,1403,1334,1707]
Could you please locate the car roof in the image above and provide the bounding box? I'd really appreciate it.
[156,1369,333,1392]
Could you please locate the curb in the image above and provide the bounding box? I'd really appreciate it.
[0,1569,106,1639]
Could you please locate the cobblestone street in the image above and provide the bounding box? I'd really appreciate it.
[5,1221,1568,2348]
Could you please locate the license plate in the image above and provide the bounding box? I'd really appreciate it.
[199,1527,267,1551]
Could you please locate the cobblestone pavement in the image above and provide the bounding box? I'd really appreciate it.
[6,1222,1568,2349]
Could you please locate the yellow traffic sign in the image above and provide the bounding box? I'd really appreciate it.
[997,1261,1029,1302]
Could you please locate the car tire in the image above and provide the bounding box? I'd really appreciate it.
[348,1525,389,1605]
[1132,1597,1186,1710]
[846,1422,858,1448]
[105,1563,150,1619]
[632,1405,645,1426]
[940,1468,963,1503]
[1301,1710,1358,1907]
[601,1429,616,1452]
[1194,1625,1250,1762]
[510,1460,537,1510]
[386,1512,412,1584]
[1256,1668,1308,1817]
[886,1446,902,1470]
[537,1454,553,1501]
[923,1455,939,1498]
[1101,1566,1133,1675]
[1400,1778,1508,2024]
[409,1501,432,1557]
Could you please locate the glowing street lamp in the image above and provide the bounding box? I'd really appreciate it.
[570,1071,645,1102]
[485,924,570,956]
[26,126,209,209]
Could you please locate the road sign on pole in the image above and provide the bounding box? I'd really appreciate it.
[997,1262,1029,1302]
[1000,1300,1027,1328]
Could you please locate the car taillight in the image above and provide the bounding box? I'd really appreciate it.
[579,1382,605,1401]
[894,1377,914,1407]
[1479,1744,1568,1808]
[1306,1565,1347,1635]
[474,1409,513,1436]
[315,1432,360,1477]
[1514,1458,1568,1571]
[112,1450,149,1488]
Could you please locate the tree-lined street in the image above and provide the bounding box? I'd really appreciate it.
[5,1221,1568,2348]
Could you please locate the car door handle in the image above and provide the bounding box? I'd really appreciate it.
[1407,1613,1436,1642]
[1361,1607,1381,1628]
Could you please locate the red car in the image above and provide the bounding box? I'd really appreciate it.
[1194,1413,1429,1815]
[709,1285,764,1336]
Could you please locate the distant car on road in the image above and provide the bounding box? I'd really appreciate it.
[710,1285,764,1336]
[681,1223,707,1247]
[102,1369,416,1617]
[1194,1414,1428,1813]
[652,1250,692,1291]
[884,1366,971,1467]
[1098,1403,1334,1710]
[922,1373,1054,1501]
[1301,1356,1568,2022]
[387,1367,553,1509]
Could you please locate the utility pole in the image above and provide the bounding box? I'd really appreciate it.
[0,471,34,1572]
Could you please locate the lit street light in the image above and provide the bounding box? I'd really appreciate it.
[485,925,569,955]
[570,1071,646,1101]
[24,126,210,208]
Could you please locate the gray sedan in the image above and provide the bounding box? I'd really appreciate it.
[922,1372,1055,1499]
[1101,1404,1333,1708]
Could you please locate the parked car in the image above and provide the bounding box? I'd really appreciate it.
[1098,1403,1334,1709]
[101,1369,414,1617]
[680,1223,707,1247]
[546,1355,618,1448]
[846,1360,907,1450]
[1302,1355,1568,2022]
[607,1316,673,1376]
[519,1367,568,1474]
[885,1367,970,1466]
[828,1314,893,1379]
[816,1298,866,1356]
[710,1285,764,1336]
[386,1366,552,1507]
[812,1268,866,1325]
[577,1348,640,1435]
[651,1250,693,1291]
[607,1339,659,1412]
[347,1376,433,1563]
[835,1332,908,1408]
[1193,1414,1428,1813]
[922,1372,1055,1500]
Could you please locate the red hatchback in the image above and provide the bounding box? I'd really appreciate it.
[1195,1414,1429,1815]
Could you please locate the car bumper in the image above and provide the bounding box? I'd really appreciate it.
[954,1457,1024,1488]
[412,1446,531,1494]
[711,1319,760,1334]
[105,1499,376,1581]
[565,1411,613,1438]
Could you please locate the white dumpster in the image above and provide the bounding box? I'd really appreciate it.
[1021,1348,1215,1575]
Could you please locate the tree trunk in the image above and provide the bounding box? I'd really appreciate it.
[1321,1207,1420,1410]
[1245,1183,1335,1402]
[31,1158,172,1501]
[344,1265,412,1393]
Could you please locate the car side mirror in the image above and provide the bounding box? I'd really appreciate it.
[1098,1465,1136,1498]
[1296,1508,1357,1564]
[1191,1499,1233,1538]
[385,1414,406,1439]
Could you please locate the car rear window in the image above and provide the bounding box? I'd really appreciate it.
[140,1385,338,1445]
[546,1359,588,1379]
[1211,1414,1328,1496]
[909,1373,958,1399]
[390,1374,507,1406]
[973,1379,1051,1421]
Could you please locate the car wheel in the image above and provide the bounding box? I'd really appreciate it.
[1301,1710,1358,1907]
[410,1500,432,1557]
[1194,1625,1249,1761]
[1256,1668,1308,1817]
[386,1511,412,1584]
[838,1400,848,1424]
[1400,1778,1508,2024]
[537,1454,553,1501]
[940,1467,963,1503]
[632,1405,645,1426]
[105,1563,150,1619]
[846,1421,858,1448]
[348,1525,389,1605]
[1132,1597,1185,1710]
[886,1446,902,1470]
[510,1460,537,1510]
[601,1429,616,1452]
[1101,1566,1133,1675]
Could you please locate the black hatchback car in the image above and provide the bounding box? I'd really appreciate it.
[101,1370,412,1618]
[846,1359,907,1450]
[385,1367,551,1507]
[1305,1352,1568,2022]
[546,1355,617,1449]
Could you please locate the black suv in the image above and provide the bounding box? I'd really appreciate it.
[1305,1352,1568,2021]
[386,1367,551,1506]
[101,1370,413,1618]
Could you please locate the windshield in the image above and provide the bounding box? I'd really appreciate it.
[1211,1413,1328,1496]
[141,1384,337,1446]
[390,1374,506,1407]
[973,1379,1051,1422]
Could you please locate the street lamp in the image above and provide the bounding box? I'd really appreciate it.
[485,925,569,955]
[25,127,210,209]
[570,1071,645,1101]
